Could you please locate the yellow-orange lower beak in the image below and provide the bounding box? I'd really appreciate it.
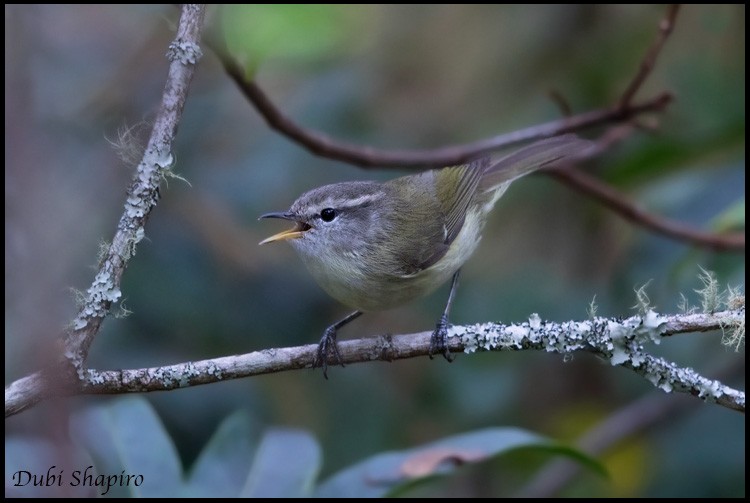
[259,211,309,245]
[259,227,306,245]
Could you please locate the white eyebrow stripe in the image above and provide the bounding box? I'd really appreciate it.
[321,192,384,209]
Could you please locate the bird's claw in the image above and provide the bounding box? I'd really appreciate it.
[314,327,345,379]
[429,314,454,362]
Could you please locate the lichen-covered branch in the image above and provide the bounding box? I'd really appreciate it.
[62,5,205,372]
[5,309,743,417]
[454,309,744,413]
[3,5,206,416]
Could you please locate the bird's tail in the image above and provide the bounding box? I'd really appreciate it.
[480,134,593,192]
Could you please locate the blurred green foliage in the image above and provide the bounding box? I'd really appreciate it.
[5,4,744,497]
[6,397,601,497]
[222,5,366,76]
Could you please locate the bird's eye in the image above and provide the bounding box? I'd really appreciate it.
[320,208,337,222]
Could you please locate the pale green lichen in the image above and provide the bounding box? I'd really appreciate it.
[632,280,654,315]
[456,311,669,368]
[125,193,147,218]
[155,150,175,170]
[149,367,175,388]
[71,268,122,330]
[91,270,122,303]
[635,310,667,345]
[529,313,542,331]
[587,295,598,319]
[134,227,145,244]
[106,121,148,166]
[695,266,720,314]
[720,310,745,352]
[725,284,744,311]
[62,347,87,379]
[178,363,195,387]
[122,227,145,261]
[84,369,106,385]
[159,152,192,188]
[206,362,224,380]
[677,292,696,314]
[166,40,203,65]
[608,310,667,367]
[644,368,671,392]
[96,240,111,267]
[607,320,633,365]
[69,287,87,309]
[114,301,132,319]
[450,307,741,409]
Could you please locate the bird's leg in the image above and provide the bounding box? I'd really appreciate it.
[315,310,363,379]
[430,269,460,362]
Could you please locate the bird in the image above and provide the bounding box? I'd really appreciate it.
[260,134,592,377]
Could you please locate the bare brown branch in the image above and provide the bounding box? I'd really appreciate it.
[547,89,573,118]
[220,51,672,169]
[546,154,745,252]
[618,5,681,109]
[544,125,743,251]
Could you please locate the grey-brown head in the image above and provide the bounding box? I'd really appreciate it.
[260,181,394,262]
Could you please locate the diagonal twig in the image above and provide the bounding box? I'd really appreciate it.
[547,165,745,251]
[618,5,681,109]
[544,125,744,251]
[7,4,207,416]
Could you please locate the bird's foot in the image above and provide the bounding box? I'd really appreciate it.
[314,326,345,379]
[429,314,454,362]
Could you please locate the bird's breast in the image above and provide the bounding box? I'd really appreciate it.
[296,208,486,312]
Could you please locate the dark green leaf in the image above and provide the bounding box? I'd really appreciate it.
[240,428,322,498]
[315,427,604,498]
[69,397,183,497]
[186,410,257,497]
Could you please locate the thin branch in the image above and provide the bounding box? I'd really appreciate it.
[211,6,678,169]
[212,6,681,169]
[618,5,680,109]
[6,309,744,417]
[220,50,672,169]
[546,165,745,252]
[55,6,205,381]
[547,89,573,118]
[541,107,744,252]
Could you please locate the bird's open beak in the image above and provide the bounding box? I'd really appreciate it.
[259,212,310,244]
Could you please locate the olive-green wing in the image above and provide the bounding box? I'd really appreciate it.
[402,157,489,273]
[439,158,490,246]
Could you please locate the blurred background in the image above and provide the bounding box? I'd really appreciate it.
[5,4,744,497]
